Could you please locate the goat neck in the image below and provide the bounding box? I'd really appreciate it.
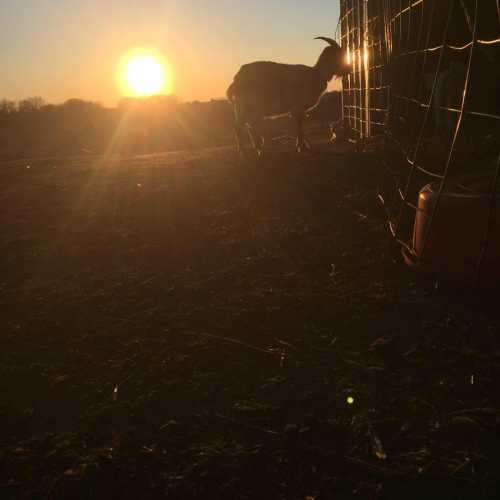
[314,47,341,82]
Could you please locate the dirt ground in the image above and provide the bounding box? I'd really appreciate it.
[1,145,500,499]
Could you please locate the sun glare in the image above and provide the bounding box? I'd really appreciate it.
[119,49,171,97]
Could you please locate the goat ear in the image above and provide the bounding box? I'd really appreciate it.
[315,37,339,48]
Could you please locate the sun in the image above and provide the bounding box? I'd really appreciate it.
[119,49,171,97]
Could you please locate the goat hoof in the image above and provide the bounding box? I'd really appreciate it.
[256,148,266,159]
[237,148,262,164]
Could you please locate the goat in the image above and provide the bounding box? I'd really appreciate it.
[226,37,348,155]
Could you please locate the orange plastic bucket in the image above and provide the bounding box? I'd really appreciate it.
[408,176,500,284]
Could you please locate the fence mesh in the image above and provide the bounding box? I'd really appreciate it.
[340,0,500,284]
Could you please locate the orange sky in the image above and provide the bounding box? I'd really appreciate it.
[0,0,340,106]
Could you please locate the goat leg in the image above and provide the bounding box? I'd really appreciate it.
[232,104,248,155]
[248,120,267,157]
[246,124,263,156]
[235,123,246,155]
[294,113,310,153]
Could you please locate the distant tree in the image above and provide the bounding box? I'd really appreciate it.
[62,98,100,109]
[41,103,56,113]
[148,94,179,106]
[0,99,17,115]
[118,94,179,113]
[18,97,45,113]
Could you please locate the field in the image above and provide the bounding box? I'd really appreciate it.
[2,145,500,499]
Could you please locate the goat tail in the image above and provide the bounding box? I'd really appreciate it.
[226,82,236,103]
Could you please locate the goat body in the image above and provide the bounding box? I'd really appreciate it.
[227,38,347,154]
[228,62,328,119]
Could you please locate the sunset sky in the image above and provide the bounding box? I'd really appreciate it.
[0,0,340,107]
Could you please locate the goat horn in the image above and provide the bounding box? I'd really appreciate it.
[315,37,339,47]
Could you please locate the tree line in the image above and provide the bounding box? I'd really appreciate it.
[0,95,235,159]
[0,92,341,160]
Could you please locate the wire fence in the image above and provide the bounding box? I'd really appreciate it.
[340,0,500,284]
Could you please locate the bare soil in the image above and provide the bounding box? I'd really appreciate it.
[1,145,500,499]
